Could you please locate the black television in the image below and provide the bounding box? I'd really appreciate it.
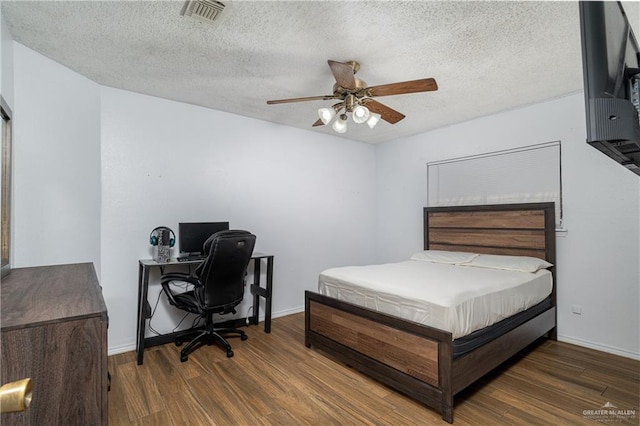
[178,222,229,256]
[579,1,640,176]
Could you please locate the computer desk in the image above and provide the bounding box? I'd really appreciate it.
[135,252,273,365]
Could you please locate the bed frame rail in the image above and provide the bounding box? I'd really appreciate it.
[305,291,455,421]
[305,291,555,423]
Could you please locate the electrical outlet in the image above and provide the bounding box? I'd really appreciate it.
[571,305,583,315]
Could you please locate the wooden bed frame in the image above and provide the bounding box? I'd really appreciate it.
[305,202,556,423]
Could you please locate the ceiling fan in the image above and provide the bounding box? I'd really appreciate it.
[266,60,438,133]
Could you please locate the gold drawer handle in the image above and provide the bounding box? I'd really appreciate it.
[0,378,33,413]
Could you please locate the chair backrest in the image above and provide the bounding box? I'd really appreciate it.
[195,230,256,311]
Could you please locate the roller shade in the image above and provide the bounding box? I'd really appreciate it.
[427,141,562,227]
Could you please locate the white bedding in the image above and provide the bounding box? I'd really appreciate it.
[318,260,552,339]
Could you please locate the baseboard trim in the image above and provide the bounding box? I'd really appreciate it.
[108,306,306,356]
[108,342,136,356]
[557,334,640,360]
[271,305,304,318]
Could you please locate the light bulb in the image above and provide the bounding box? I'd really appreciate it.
[366,113,381,129]
[318,107,336,125]
[352,105,370,124]
[332,114,348,133]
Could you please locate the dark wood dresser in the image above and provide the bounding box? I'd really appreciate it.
[1,263,108,425]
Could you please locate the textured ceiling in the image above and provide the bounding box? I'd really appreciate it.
[2,1,637,144]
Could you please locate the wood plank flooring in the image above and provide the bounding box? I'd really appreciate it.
[108,313,639,425]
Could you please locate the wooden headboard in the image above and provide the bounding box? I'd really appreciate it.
[424,202,556,265]
[424,201,557,317]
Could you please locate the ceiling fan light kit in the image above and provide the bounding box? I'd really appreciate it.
[352,104,371,124]
[366,113,381,129]
[318,97,375,130]
[267,60,438,134]
[332,114,349,133]
[318,107,336,125]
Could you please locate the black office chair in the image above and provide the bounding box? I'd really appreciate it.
[160,230,256,362]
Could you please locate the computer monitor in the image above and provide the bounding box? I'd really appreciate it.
[178,222,230,255]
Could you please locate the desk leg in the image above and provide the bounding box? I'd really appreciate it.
[265,256,273,333]
[251,259,261,327]
[136,264,150,365]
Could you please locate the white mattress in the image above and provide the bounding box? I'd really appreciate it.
[318,260,552,339]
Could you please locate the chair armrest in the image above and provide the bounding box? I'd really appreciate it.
[160,273,201,307]
[160,272,199,284]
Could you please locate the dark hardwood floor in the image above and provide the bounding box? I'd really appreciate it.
[108,313,639,425]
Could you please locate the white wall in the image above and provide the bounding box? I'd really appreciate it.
[12,44,101,271]
[374,93,640,358]
[100,87,376,352]
[1,13,14,109]
[0,13,14,270]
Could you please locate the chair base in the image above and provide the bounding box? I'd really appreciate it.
[175,319,247,362]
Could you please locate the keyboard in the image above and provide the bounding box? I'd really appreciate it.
[177,256,205,262]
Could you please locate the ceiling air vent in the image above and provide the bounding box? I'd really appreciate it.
[182,0,226,24]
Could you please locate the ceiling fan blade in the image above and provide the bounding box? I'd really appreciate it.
[267,95,337,105]
[312,119,325,127]
[366,78,438,97]
[361,98,405,124]
[328,60,357,90]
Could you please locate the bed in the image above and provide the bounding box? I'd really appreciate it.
[304,202,556,423]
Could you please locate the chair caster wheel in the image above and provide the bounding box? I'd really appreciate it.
[226,350,234,358]
[241,334,248,341]
[175,339,183,347]
[180,354,188,362]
